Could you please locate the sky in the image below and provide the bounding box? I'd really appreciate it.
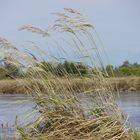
[0,0,140,66]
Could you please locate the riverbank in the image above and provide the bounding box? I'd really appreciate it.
[0,77,139,94]
[113,77,140,92]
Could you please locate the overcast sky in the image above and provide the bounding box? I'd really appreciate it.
[0,0,140,66]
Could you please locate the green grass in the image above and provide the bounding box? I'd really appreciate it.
[133,131,140,140]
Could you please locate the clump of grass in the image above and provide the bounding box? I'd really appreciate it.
[133,131,140,140]
[0,8,133,139]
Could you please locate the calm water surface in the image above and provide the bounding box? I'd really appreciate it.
[0,94,36,126]
[118,92,140,129]
[0,92,140,129]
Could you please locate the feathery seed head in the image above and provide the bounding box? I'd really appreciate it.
[52,8,94,33]
[0,37,18,50]
[19,25,49,37]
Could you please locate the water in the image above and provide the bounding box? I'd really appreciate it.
[0,94,35,126]
[0,94,36,140]
[0,92,140,139]
[118,92,140,129]
[78,92,140,129]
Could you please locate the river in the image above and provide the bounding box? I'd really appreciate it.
[0,92,140,139]
[118,92,140,129]
[0,94,35,126]
[0,94,36,139]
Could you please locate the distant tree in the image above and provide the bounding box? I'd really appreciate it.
[62,61,88,76]
[76,62,88,76]
[64,61,72,74]
[118,67,132,76]
[133,62,139,67]
[121,61,131,67]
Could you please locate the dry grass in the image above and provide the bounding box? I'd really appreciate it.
[0,77,139,94]
[110,77,140,92]
[0,79,26,93]
[29,114,130,140]
[0,8,135,140]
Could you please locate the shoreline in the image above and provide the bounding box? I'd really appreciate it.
[0,79,28,94]
[0,77,139,94]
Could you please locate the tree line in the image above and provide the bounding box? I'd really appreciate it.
[0,60,139,79]
[109,61,140,76]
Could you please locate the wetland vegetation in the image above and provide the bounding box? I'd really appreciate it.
[0,8,139,140]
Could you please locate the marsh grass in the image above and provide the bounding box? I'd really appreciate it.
[133,131,140,140]
[0,8,133,139]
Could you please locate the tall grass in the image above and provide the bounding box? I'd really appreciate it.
[0,8,132,139]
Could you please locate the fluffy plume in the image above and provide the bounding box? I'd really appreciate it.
[19,25,49,37]
[0,37,18,50]
[64,8,81,15]
[52,8,94,33]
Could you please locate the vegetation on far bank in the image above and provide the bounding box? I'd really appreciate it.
[0,76,140,94]
[0,59,140,80]
[0,60,139,94]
